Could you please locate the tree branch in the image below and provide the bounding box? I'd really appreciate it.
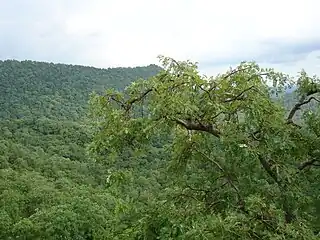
[287,96,320,123]
[258,155,279,184]
[196,149,245,212]
[247,72,269,82]
[174,118,221,137]
[125,88,153,112]
[109,95,125,108]
[223,86,256,103]
[258,154,296,223]
[298,158,320,171]
[223,66,251,80]
[186,185,210,193]
[199,84,214,102]
[205,67,246,93]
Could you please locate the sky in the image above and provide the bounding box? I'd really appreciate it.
[1,0,320,77]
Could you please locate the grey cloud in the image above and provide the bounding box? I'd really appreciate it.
[258,39,320,64]
[199,57,255,69]
[200,38,320,68]
[1,0,320,71]
[261,39,320,55]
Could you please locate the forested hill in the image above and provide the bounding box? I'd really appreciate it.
[0,57,319,239]
[0,60,165,239]
[0,60,162,120]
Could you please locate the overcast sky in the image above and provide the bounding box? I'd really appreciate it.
[1,0,320,77]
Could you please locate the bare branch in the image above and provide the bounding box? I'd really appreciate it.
[109,95,125,108]
[196,150,224,172]
[125,88,153,111]
[223,86,256,103]
[199,84,214,102]
[287,96,320,123]
[171,58,181,68]
[223,66,251,80]
[174,118,221,137]
[207,67,256,92]
[258,155,280,184]
[250,130,262,141]
[247,72,269,82]
[305,87,320,97]
[108,88,154,113]
[212,111,224,119]
[298,159,320,171]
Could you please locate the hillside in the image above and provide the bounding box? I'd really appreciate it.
[0,60,166,239]
[0,60,162,120]
[0,58,319,239]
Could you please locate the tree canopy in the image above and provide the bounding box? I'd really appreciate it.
[89,56,320,239]
[0,59,162,120]
[0,60,163,239]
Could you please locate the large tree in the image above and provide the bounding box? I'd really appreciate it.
[89,56,320,239]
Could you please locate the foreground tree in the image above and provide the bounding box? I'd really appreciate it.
[89,56,320,239]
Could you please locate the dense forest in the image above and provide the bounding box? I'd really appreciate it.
[0,57,319,239]
[0,60,163,239]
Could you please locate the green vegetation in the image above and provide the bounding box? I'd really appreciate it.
[0,60,162,239]
[0,60,161,120]
[0,57,319,239]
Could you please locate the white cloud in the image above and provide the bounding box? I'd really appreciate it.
[1,0,320,77]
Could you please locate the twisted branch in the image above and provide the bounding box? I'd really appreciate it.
[287,96,320,123]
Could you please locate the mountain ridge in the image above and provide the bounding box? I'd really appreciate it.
[0,59,162,120]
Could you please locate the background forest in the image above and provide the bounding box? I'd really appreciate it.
[0,58,319,239]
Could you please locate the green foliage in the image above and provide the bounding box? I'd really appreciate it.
[0,59,161,120]
[89,56,320,239]
[1,56,319,239]
[0,60,162,239]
